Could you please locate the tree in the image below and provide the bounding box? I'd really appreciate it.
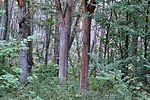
[54,15,59,64]
[80,0,96,91]
[56,0,73,83]
[3,0,9,40]
[44,0,52,65]
[17,0,33,84]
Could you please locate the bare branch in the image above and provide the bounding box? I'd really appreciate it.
[82,0,88,12]
[56,0,64,18]
[88,0,96,13]
[17,0,24,7]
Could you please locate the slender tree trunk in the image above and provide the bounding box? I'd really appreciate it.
[104,6,112,62]
[124,0,130,59]
[68,15,80,52]
[80,18,91,91]
[44,3,51,65]
[144,1,149,59]
[67,2,81,52]
[18,0,29,84]
[56,0,73,84]
[144,1,150,85]
[80,0,95,91]
[110,49,114,62]
[54,21,59,64]
[130,20,138,81]
[59,23,68,83]
[27,1,34,71]
[18,0,33,83]
[3,0,9,40]
[131,20,138,56]
[9,0,15,38]
[76,32,81,62]
[99,28,104,61]
[44,30,50,65]
[104,31,108,60]
[131,37,138,56]
[114,8,124,60]
[19,48,29,84]
[125,35,129,58]
[54,1,60,64]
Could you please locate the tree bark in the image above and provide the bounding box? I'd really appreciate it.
[54,21,59,64]
[144,1,150,85]
[54,2,59,64]
[44,1,51,65]
[68,15,80,52]
[56,0,73,84]
[3,0,9,40]
[18,0,33,83]
[80,0,95,91]
[27,1,34,71]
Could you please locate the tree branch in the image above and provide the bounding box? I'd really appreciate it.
[88,0,96,13]
[17,0,24,7]
[82,0,88,12]
[56,0,64,18]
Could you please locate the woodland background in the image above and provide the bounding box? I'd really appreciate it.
[0,0,150,99]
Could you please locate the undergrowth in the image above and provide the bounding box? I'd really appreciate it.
[0,61,150,100]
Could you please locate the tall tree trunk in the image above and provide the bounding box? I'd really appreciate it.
[80,0,95,91]
[3,0,9,40]
[68,15,80,52]
[76,32,81,62]
[18,0,33,83]
[124,0,130,59]
[144,1,150,85]
[144,1,149,59]
[44,2,51,65]
[80,18,91,91]
[44,31,50,65]
[9,0,15,38]
[131,20,138,56]
[131,37,138,56]
[56,0,73,84]
[54,2,59,64]
[18,0,29,84]
[104,9,112,62]
[27,0,34,71]
[125,35,129,58]
[54,21,59,64]
[99,28,104,62]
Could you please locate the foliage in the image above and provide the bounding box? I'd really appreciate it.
[0,39,19,76]
[1,60,150,99]
[0,0,150,99]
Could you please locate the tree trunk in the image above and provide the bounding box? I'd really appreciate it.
[54,25,59,64]
[3,0,9,40]
[80,18,91,91]
[54,9,59,64]
[68,15,80,52]
[125,35,129,58]
[80,0,95,91]
[44,4,51,65]
[27,1,34,71]
[19,48,29,84]
[131,20,138,56]
[144,1,150,85]
[56,0,73,84]
[18,0,29,84]
[18,0,33,83]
